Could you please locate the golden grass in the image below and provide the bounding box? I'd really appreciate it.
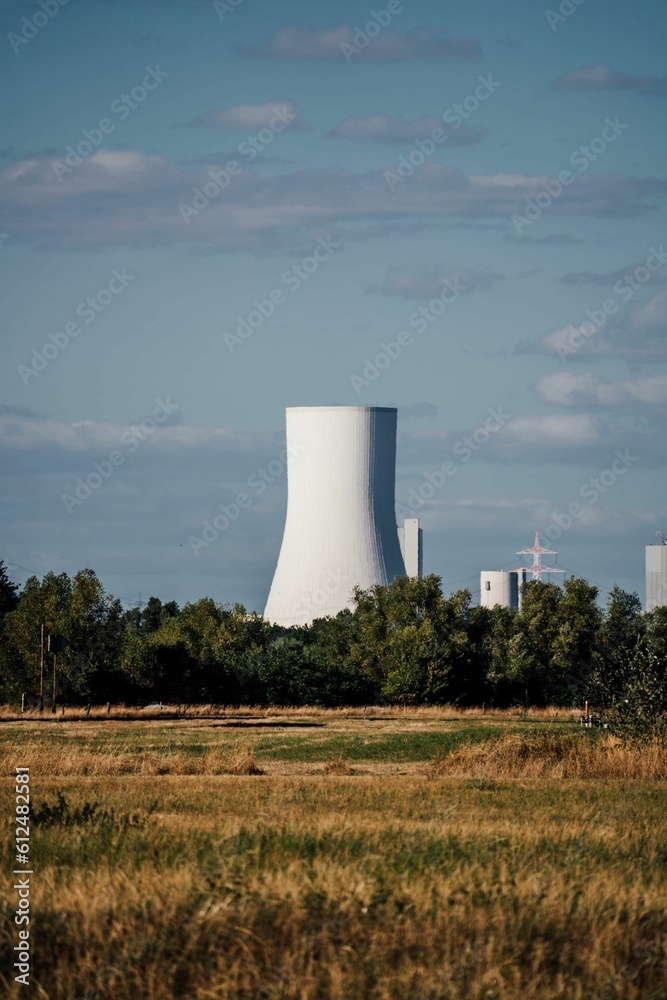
[0,742,263,776]
[1,716,665,998]
[321,754,355,775]
[1,774,665,999]
[427,731,667,780]
[0,702,580,722]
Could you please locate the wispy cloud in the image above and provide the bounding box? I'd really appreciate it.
[2,150,664,251]
[0,411,276,457]
[241,25,483,62]
[516,288,667,363]
[455,497,549,508]
[560,262,667,286]
[373,264,504,297]
[503,232,587,245]
[326,114,484,144]
[399,413,636,467]
[534,371,667,409]
[553,64,667,95]
[184,101,311,131]
[399,402,439,420]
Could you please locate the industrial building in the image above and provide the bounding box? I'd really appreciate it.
[480,569,527,610]
[480,532,563,610]
[646,541,667,611]
[264,406,420,627]
[398,517,423,578]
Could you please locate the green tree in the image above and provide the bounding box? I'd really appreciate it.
[551,577,602,703]
[60,569,126,702]
[348,575,448,700]
[347,576,489,704]
[0,562,19,616]
[141,596,164,634]
[2,572,71,702]
[482,605,519,705]
[644,605,667,661]
[584,586,644,709]
[136,596,179,634]
[505,581,562,705]
[612,636,667,741]
[1,569,128,705]
[0,561,22,702]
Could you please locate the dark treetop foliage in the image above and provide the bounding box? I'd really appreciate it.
[1,561,664,732]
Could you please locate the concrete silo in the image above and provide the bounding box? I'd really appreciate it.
[480,570,526,610]
[264,406,406,626]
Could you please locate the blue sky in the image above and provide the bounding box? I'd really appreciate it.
[1,0,666,610]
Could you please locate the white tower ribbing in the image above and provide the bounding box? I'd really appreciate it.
[264,406,406,626]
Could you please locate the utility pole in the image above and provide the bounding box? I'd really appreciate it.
[46,634,68,714]
[52,651,57,714]
[515,531,565,582]
[39,624,45,713]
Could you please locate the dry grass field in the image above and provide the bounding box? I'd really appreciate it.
[1,706,665,999]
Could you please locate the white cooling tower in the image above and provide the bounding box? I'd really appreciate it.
[264,406,406,626]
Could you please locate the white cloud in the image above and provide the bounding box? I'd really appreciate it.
[630,287,667,332]
[517,290,667,363]
[534,372,667,408]
[0,412,276,456]
[501,413,603,447]
[186,101,310,131]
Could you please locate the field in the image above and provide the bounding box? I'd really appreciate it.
[1,706,666,999]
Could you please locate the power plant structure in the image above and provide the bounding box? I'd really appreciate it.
[479,532,563,610]
[480,569,528,610]
[646,535,667,611]
[264,406,420,627]
[516,531,565,582]
[398,517,423,578]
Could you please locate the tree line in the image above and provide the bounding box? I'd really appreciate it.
[0,561,665,726]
